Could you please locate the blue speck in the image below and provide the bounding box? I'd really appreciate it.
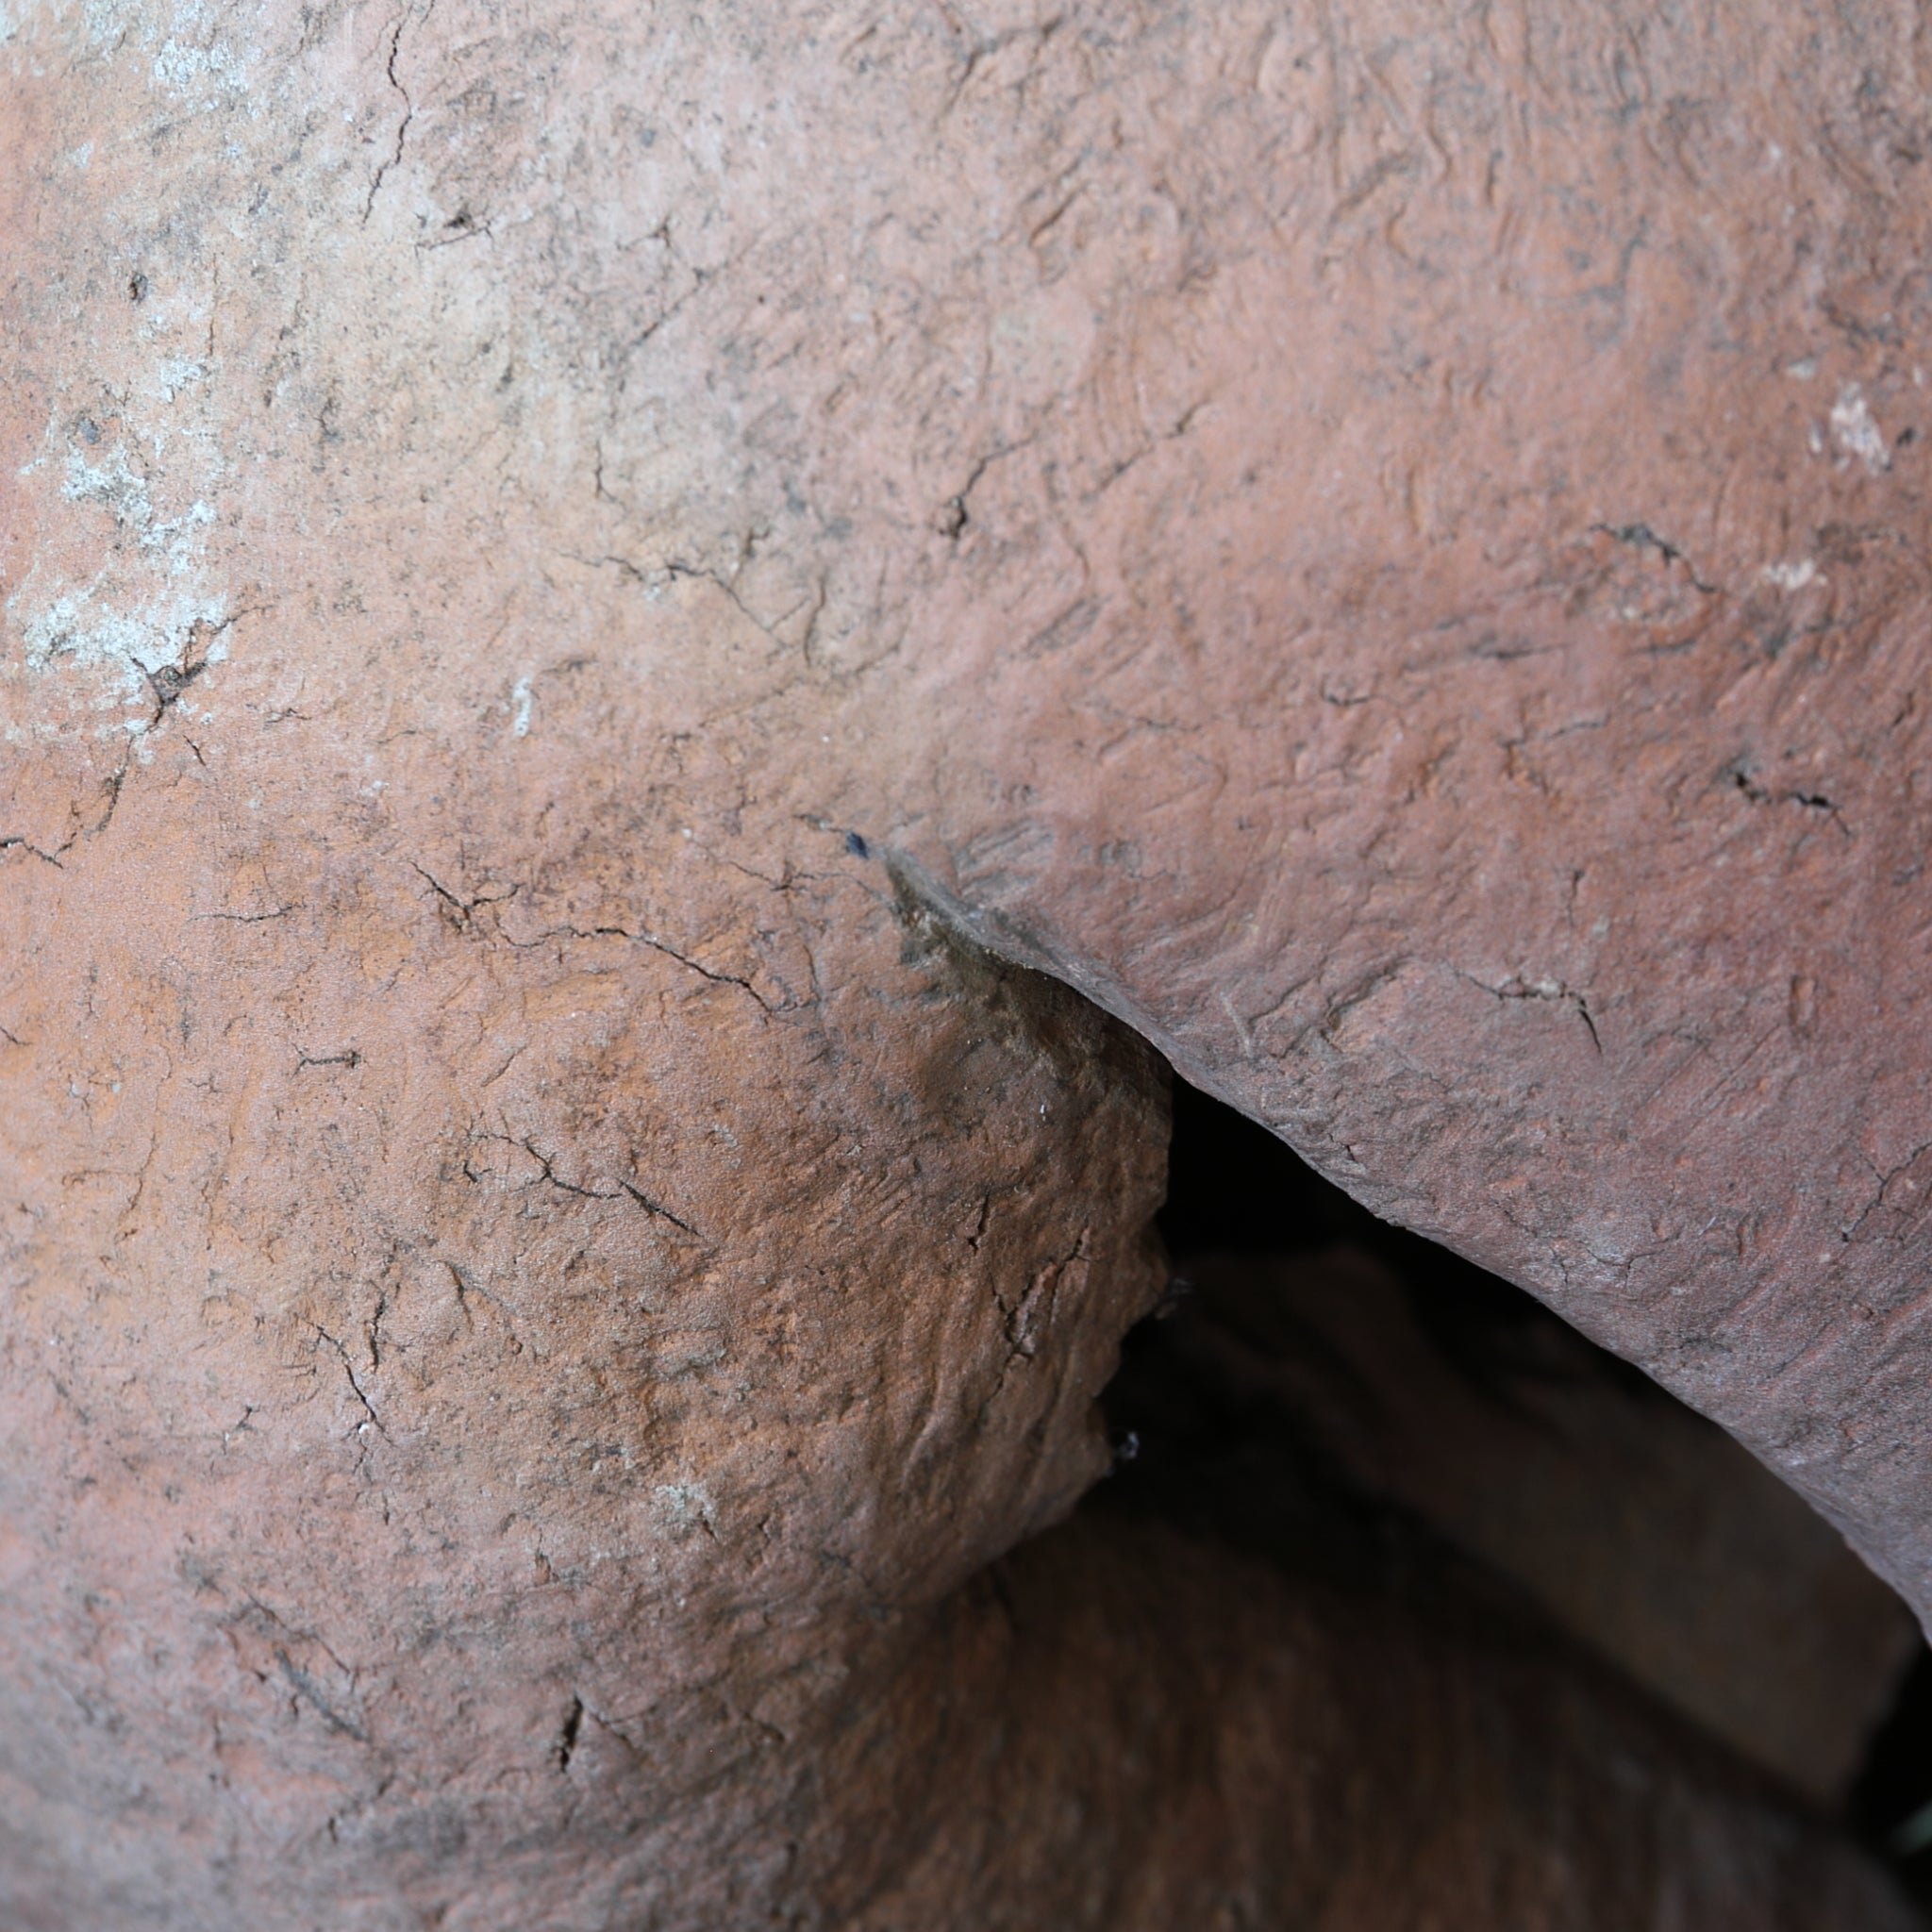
[844,831,870,859]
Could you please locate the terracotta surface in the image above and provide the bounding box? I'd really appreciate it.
[859,0,1932,1622]
[4,0,1932,1919]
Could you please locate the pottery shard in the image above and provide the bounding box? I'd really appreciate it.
[2,0,1931,1920]
[0,791,1169,1928]
[843,0,1932,1625]
[8,0,1930,1617]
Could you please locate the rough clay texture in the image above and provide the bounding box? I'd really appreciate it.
[2,0,1930,1921]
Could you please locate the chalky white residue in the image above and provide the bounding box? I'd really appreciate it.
[151,0,251,104]
[62,444,216,575]
[14,445,226,701]
[1762,559,1821,592]
[63,443,155,531]
[2,2,261,736]
[1830,382,1891,475]
[13,365,229,709]
[153,29,245,97]
[154,355,207,401]
[23,587,229,694]
[510,677,534,738]
[652,1482,715,1534]
[61,0,255,104]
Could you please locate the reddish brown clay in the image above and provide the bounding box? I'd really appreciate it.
[4,0,1930,1922]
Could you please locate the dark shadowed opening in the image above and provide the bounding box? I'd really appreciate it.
[1109,1075,1932,1907]
[1857,1652,1932,1907]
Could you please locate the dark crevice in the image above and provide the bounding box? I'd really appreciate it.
[1857,1651,1932,1905]
[1151,1077,1654,1402]
[1101,1075,1930,1905]
[555,1695,584,1772]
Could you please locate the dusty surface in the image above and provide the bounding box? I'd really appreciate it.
[0,808,1172,1928]
[4,0,1932,1920]
[855,0,1932,1623]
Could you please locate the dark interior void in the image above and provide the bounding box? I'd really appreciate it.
[1154,1077,1657,1399]
[1108,1076,1932,1903]
[1861,1657,1932,1903]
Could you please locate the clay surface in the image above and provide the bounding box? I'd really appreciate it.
[5,0,1932,1920]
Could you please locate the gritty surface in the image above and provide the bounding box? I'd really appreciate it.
[3,0,1931,1922]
